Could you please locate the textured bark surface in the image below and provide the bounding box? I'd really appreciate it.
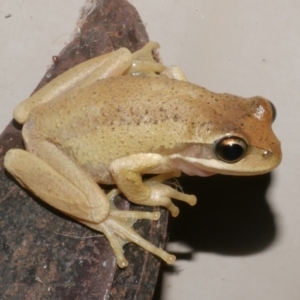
[0,1,168,299]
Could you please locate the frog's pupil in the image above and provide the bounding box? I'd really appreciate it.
[221,143,244,161]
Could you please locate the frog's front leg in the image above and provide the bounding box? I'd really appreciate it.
[4,142,175,268]
[109,153,197,217]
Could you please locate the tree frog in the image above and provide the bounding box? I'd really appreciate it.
[4,42,282,268]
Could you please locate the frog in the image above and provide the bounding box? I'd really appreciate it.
[4,42,282,268]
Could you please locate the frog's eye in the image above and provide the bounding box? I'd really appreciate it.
[269,101,277,122]
[215,136,248,163]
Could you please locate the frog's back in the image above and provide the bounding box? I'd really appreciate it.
[25,76,278,183]
[26,76,212,182]
[28,76,211,149]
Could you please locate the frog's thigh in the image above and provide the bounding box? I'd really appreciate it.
[14,47,133,124]
[4,145,109,224]
[109,153,197,217]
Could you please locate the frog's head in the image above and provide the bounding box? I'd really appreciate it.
[171,96,282,176]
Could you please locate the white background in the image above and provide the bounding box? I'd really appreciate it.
[0,1,299,299]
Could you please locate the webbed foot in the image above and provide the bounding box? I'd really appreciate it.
[80,205,175,268]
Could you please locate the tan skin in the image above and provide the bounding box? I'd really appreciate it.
[4,42,281,268]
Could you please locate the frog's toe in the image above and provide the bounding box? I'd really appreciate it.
[106,188,161,222]
[110,209,161,222]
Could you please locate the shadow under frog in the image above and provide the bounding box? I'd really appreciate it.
[167,172,276,258]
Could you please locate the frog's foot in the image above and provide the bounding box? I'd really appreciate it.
[110,170,196,217]
[142,182,196,217]
[137,171,195,217]
[162,66,188,81]
[110,154,198,218]
[125,41,166,76]
[105,172,179,202]
[80,207,175,268]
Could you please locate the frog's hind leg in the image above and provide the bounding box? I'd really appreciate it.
[4,147,110,223]
[4,143,175,268]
